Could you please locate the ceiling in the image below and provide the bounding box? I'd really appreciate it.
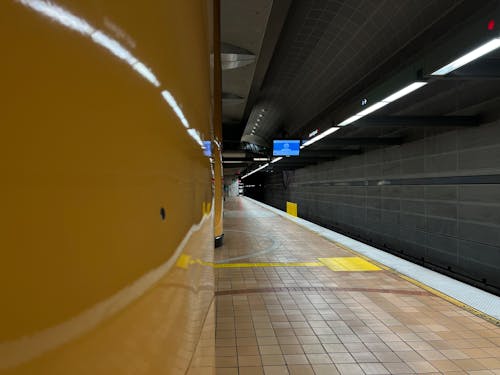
[220,0,500,177]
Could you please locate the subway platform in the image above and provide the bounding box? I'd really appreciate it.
[215,197,500,375]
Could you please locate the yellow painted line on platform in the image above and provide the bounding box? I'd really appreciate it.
[213,261,323,268]
[318,257,381,271]
[177,255,382,271]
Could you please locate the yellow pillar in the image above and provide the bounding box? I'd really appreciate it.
[213,0,224,247]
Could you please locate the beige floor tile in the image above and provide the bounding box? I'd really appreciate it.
[302,344,325,354]
[454,358,488,371]
[280,345,304,355]
[286,364,315,374]
[477,357,500,368]
[418,350,446,360]
[261,355,286,366]
[441,349,469,360]
[216,356,238,368]
[359,363,390,374]
[215,198,500,375]
[335,363,364,375]
[260,345,282,355]
[284,354,308,365]
[372,351,400,362]
[216,368,238,375]
[239,355,262,367]
[406,361,438,373]
[239,367,265,375]
[382,362,414,374]
[312,364,340,375]
[217,347,237,357]
[263,365,289,375]
[306,353,332,364]
[429,359,461,372]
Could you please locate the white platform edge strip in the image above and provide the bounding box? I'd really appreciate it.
[243,196,500,321]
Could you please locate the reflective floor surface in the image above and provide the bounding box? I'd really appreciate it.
[215,197,500,375]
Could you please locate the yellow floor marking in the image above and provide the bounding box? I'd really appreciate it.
[213,261,323,268]
[175,254,192,269]
[332,242,390,271]
[178,255,383,271]
[318,257,381,271]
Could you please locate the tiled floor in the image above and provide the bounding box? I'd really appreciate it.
[215,197,500,375]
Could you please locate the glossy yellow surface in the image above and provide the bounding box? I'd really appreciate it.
[0,1,215,373]
[212,0,224,242]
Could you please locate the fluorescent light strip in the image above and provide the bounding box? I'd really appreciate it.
[355,101,389,117]
[241,163,269,179]
[381,81,428,103]
[271,157,283,163]
[254,158,269,161]
[432,38,500,76]
[301,127,340,148]
[337,115,362,127]
[337,81,428,127]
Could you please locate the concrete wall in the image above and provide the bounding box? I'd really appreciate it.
[256,120,500,294]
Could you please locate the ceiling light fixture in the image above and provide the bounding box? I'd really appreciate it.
[253,157,268,161]
[300,81,427,150]
[241,163,269,179]
[301,127,340,148]
[431,38,500,75]
[337,81,428,126]
[261,80,427,171]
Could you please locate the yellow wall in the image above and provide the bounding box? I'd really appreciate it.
[0,1,215,373]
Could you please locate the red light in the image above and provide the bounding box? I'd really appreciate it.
[488,19,495,30]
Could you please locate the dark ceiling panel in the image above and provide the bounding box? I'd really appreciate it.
[243,0,466,143]
[228,0,500,178]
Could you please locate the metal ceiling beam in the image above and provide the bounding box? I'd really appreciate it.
[355,116,480,127]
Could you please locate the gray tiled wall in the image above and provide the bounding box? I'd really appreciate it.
[258,121,500,293]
